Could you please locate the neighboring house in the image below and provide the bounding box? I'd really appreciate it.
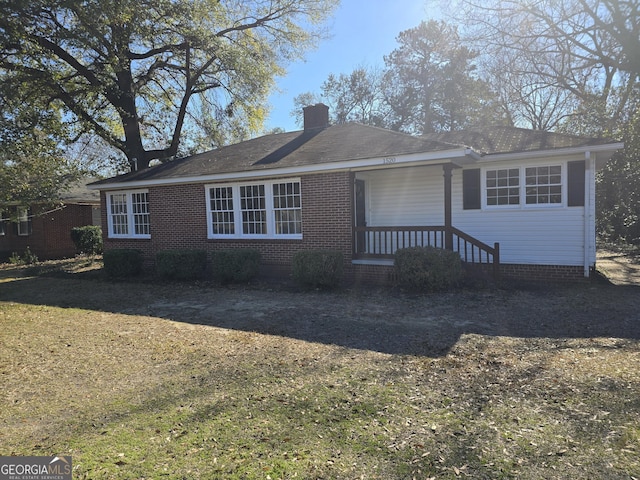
[0,179,101,261]
[88,104,623,283]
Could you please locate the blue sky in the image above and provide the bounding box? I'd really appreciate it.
[264,0,434,133]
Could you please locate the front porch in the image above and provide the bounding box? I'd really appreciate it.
[351,164,500,280]
[352,225,500,280]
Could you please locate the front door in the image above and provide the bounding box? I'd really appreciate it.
[355,179,366,254]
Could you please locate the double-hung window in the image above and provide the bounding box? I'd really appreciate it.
[525,166,562,204]
[210,186,235,235]
[16,206,31,236]
[486,168,520,206]
[484,165,563,208]
[0,210,6,236]
[273,181,302,235]
[240,185,267,235]
[106,190,150,238]
[207,179,302,239]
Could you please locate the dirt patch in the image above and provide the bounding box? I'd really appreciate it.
[1,257,640,358]
[1,258,640,478]
[597,249,640,286]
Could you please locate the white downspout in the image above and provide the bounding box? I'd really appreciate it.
[584,152,596,277]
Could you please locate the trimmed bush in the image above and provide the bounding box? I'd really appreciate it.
[71,226,103,255]
[156,249,207,280]
[211,249,261,284]
[292,250,343,289]
[103,249,143,278]
[395,246,463,291]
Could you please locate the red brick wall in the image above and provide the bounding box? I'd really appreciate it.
[347,263,588,286]
[351,263,396,285]
[101,172,355,274]
[499,263,587,283]
[0,204,96,261]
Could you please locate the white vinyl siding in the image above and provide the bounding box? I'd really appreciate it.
[354,167,445,255]
[206,178,302,239]
[356,158,588,267]
[358,166,444,227]
[455,158,586,266]
[106,190,150,239]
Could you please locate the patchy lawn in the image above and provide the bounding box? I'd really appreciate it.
[1,257,639,479]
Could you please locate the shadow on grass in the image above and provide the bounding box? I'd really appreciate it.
[1,264,640,357]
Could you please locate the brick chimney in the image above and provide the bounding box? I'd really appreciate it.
[303,103,329,130]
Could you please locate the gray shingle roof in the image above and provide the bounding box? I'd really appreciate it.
[422,126,616,155]
[90,123,462,186]
[90,124,620,187]
[59,177,101,203]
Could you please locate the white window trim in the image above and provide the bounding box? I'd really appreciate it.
[482,163,565,210]
[16,206,30,236]
[0,211,6,236]
[484,167,521,209]
[206,178,302,240]
[106,189,151,239]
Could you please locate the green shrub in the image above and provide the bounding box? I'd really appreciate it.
[292,250,343,289]
[103,249,143,278]
[211,249,261,284]
[156,249,207,280]
[8,246,38,265]
[394,246,463,291]
[71,226,103,255]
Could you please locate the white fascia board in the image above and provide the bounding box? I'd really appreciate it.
[475,142,624,164]
[87,148,476,190]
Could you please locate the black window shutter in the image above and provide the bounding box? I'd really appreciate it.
[568,161,585,207]
[463,169,481,210]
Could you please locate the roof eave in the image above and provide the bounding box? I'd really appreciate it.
[87,147,475,190]
[475,142,624,163]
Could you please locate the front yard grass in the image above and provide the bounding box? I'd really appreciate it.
[1,259,639,479]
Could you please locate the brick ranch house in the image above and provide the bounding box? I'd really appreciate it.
[0,178,101,261]
[89,104,623,283]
